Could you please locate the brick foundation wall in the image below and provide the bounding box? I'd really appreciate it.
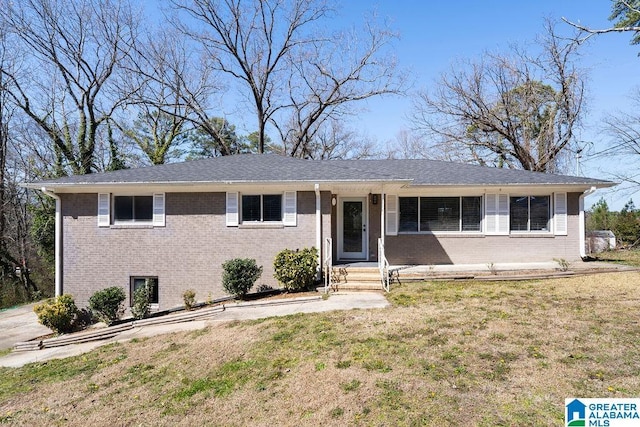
[61,191,331,310]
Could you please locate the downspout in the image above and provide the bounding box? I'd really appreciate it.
[380,186,385,246]
[579,186,597,259]
[315,183,321,279]
[41,187,62,297]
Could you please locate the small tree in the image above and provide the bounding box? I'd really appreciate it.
[131,281,152,319]
[273,247,318,292]
[183,289,196,310]
[89,287,126,325]
[222,258,263,298]
[612,200,640,246]
[33,294,78,334]
[587,197,613,231]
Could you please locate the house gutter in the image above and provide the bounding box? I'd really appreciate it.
[579,186,597,259]
[315,184,322,279]
[40,187,62,297]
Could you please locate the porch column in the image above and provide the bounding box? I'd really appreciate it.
[315,183,322,278]
[579,186,596,259]
[380,187,385,245]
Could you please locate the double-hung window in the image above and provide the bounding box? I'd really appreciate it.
[114,196,153,223]
[241,194,282,222]
[98,193,165,227]
[398,196,482,233]
[227,191,296,226]
[509,196,550,232]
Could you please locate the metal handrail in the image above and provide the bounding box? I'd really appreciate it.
[323,237,333,293]
[378,238,390,292]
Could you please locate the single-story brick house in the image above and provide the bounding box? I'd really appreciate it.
[25,154,613,309]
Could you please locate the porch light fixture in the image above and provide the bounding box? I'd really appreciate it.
[332,196,337,206]
[371,194,378,205]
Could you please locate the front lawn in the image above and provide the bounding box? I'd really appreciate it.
[1,272,638,426]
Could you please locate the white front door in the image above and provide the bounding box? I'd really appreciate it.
[338,197,368,260]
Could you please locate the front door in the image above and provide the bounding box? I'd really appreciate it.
[339,197,368,260]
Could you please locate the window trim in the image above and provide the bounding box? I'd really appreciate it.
[397,195,483,234]
[241,193,283,223]
[226,191,296,227]
[98,193,165,228]
[113,195,154,224]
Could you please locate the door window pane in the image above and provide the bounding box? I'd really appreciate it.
[343,201,363,253]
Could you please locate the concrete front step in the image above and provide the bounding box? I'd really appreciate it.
[317,282,385,292]
[331,267,382,284]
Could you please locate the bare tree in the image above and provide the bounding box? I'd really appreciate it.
[116,27,220,163]
[597,90,640,186]
[564,1,640,45]
[0,28,41,302]
[412,22,585,173]
[0,0,138,175]
[172,0,403,156]
[293,119,378,160]
[278,18,402,158]
[172,0,328,154]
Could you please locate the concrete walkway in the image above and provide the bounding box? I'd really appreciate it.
[0,292,389,368]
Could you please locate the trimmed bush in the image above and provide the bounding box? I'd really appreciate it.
[131,281,152,319]
[33,294,78,334]
[222,258,263,298]
[89,286,126,325]
[183,289,196,310]
[273,247,318,291]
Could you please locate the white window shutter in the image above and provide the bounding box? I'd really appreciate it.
[153,193,165,227]
[226,192,239,226]
[497,194,509,234]
[386,194,398,236]
[554,192,568,235]
[98,193,110,227]
[485,194,509,235]
[283,191,297,226]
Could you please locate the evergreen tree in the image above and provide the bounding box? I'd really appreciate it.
[612,199,640,245]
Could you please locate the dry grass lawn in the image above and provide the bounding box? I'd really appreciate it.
[1,272,639,426]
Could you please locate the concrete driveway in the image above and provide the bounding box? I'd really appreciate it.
[0,303,52,351]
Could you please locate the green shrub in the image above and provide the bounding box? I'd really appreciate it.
[33,294,78,334]
[131,281,152,319]
[89,286,126,325]
[222,258,263,298]
[183,289,196,310]
[273,247,318,291]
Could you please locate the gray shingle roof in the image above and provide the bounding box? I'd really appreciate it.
[27,153,614,188]
[327,159,612,186]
